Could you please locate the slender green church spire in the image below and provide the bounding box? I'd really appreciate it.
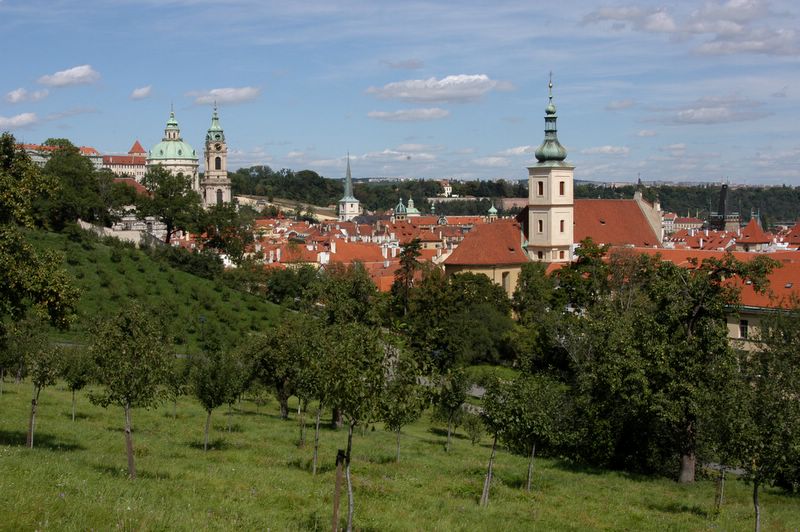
[343,152,355,200]
[206,102,225,142]
[534,73,568,164]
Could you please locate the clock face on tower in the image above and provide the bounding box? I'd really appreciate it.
[214,143,222,150]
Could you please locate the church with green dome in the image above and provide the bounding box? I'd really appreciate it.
[146,109,200,192]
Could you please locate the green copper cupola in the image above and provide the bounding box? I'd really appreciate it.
[534,75,568,164]
[206,102,225,142]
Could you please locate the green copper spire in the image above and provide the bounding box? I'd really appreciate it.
[206,102,225,142]
[534,73,568,164]
[342,152,355,200]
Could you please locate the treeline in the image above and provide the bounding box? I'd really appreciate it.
[230,166,342,207]
[576,183,800,228]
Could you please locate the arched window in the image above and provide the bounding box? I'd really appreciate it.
[216,189,224,205]
[215,156,222,170]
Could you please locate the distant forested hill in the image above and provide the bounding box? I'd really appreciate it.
[575,183,800,227]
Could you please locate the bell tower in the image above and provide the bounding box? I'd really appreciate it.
[202,103,231,208]
[527,75,574,263]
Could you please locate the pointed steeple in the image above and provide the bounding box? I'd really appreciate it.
[206,103,225,142]
[343,152,355,199]
[534,73,568,164]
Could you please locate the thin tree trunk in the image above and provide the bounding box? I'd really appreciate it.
[299,402,306,448]
[679,452,696,483]
[753,480,760,532]
[313,406,322,476]
[71,389,76,422]
[227,403,232,432]
[345,420,355,532]
[480,433,498,506]
[714,468,726,513]
[395,429,401,463]
[526,442,537,492]
[173,398,177,420]
[27,385,41,448]
[204,410,212,451]
[446,418,453,452]
[331,406,342,430]
[124,402,136,479]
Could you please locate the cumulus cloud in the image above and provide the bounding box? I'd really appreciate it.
[499,145,535,156]
[38,65,100,87]
[637,129,657,137]
[583,2,799,56]
[366,74,512,103]
[580,145,630,155]
[367,108,449,121]
[286,151,305,159]
[381,58,424,70]
[670,95,765,124]
[357,148,436,162]
[188,86,261,105]
[605,99,635,111]
[5,88,48,103]
[472,156,510,168]
[0,112,38,129]
[130,85,152,100]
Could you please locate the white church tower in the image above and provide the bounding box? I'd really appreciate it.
[201,104,232,208]
[527,76,574,263]
[338,154,360,222]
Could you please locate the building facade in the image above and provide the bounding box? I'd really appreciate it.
[146,110,200,191]
[201,106,231,208]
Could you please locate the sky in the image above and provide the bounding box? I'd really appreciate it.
[1,0,799,184]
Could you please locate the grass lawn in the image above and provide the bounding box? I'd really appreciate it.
[1,381,797,531]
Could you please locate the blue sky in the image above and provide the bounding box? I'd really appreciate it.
[1,0,799,184]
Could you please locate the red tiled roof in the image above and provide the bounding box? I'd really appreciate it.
[103,155,146,165]
[444,220,529,266]
[574,199,660,248]
[330,240,386,264]
[19,143,99,156]
[113,177,149,197]
[737,218,772,244]
[128,140,146,155]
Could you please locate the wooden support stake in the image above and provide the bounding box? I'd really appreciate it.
[331,449,346,532]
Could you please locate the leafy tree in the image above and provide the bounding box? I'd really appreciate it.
[501,375,571,492]
[308,262,381,326]
[89,306,171,478]
[42,141,107,229]
[479,377,511,507]
[138,165,202,244]
[326,322,386,532]
[191,349,246,450]
[62,346,94,422]
[12,320,62,448]
[196,203,254,265]
[262,264,317,307]
[390,238,422,316]
[434,368,470,452]
[380,349,429,462]
[165,356,189,420]
[512,261,556,326]
[0,132,58,227]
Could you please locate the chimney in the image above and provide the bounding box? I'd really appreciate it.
[276,247,282,262]
[391,247,397,258]
[331,239,337,254]
[269,249,274,263]
[383,259,389,269]
[699,237,704,248]
[381,246,388,259]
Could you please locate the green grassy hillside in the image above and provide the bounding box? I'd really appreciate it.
[26,229,281,351]
[1,383,798,530]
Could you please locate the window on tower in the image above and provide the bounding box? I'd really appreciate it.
[559,181,565,195]
[537,181,544,196]
[215,156,221,170]
[216,189,223,205]
[560,220,565,232]
[537,219,543,233]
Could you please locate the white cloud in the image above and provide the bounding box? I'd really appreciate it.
[472,156,510,168]
[38,65,100,87]
[367,108,449,121]
[5,88,48,103]
[583,7,676,33]
[130,85,152,100]
[499,145,535,156]
[580,145,630,155]
[188,86,261,105]
[605,99,635,111]
[355,148,437,162]
[0,112,38,129]
[366,74,511,103]
[637,129,657,137]
[286,151,305,159]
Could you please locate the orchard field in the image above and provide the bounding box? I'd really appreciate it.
[1,381,798,531]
